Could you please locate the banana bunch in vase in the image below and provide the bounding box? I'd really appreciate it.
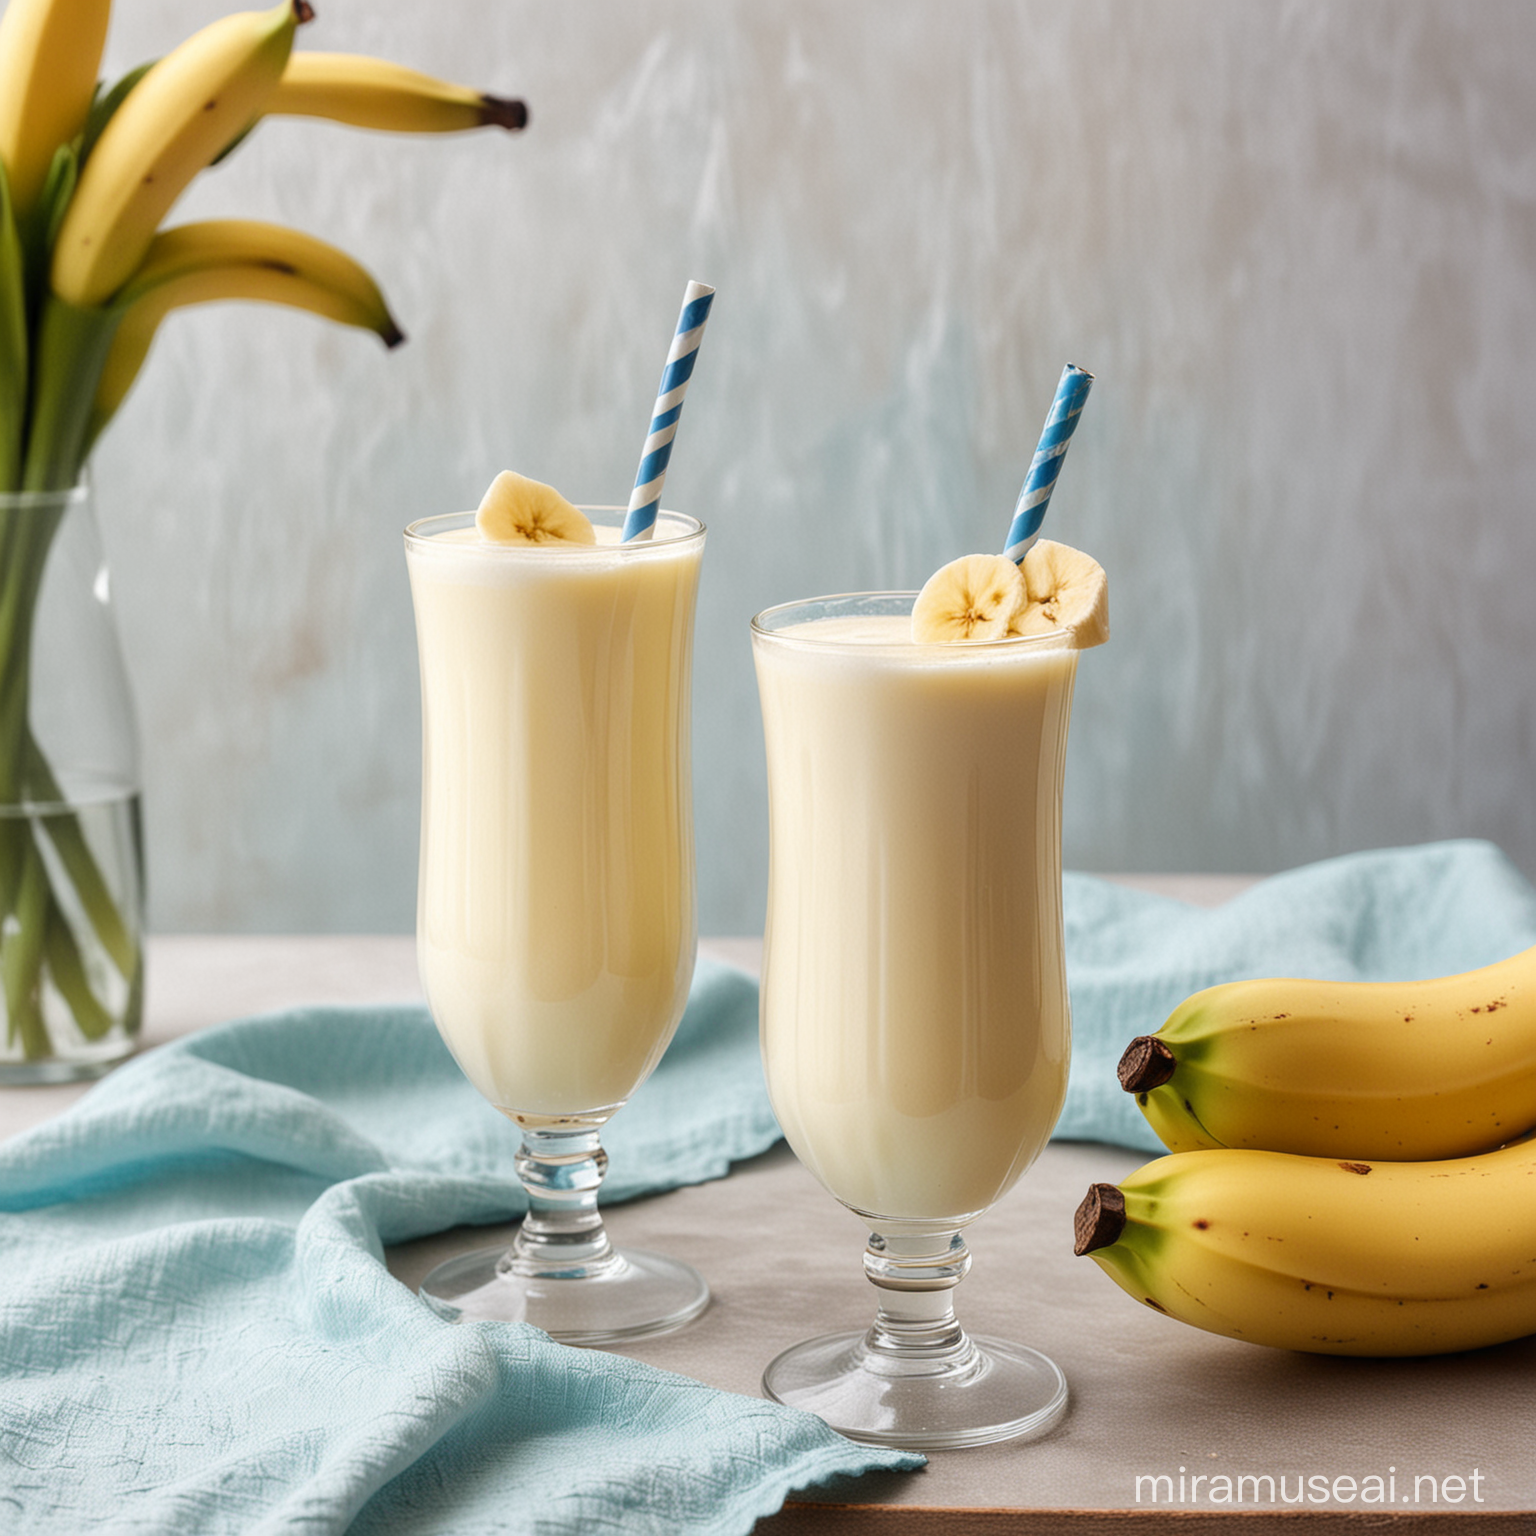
[0,0,523,1067]
[1075,943,1536,1356]
[0,0,528,493]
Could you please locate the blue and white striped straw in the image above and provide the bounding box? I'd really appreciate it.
[1002,363,1095,563]
[620,280,716,542]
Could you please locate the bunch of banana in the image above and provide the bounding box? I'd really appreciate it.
[1076,944,1536,1355]
[84,218,404,450]
[0,0,526,1066]
[1118,942,1536,1160]
[0,0,529,492]
[1074,1132,1536,1356]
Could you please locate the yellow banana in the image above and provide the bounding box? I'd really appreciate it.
[1074,1135,1536,1357]
[86,218,403,441]
[269,51,528,134]
[0,0,110,218]
[51,0,311,309]
[1119,942,1536,1161]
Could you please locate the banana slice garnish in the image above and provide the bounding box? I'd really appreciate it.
[1008,539,1109,647]
[913,541,1109,647]
[911,553,1028,642]
[475,471,596,545]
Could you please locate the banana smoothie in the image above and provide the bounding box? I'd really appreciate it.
[753,599,1079,1223]
[406,498,704,1119]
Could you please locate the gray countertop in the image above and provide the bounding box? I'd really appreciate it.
[3,902,1531,1532]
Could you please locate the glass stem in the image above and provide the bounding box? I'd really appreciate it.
[861,1226,978,1368]
[510,1124,621,1279]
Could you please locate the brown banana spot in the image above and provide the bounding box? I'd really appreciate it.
[1338,1161,1372,1175]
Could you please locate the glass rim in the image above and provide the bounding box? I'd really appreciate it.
[404,505,705,553]
[0,482,90,511]
[750,589,1073,652]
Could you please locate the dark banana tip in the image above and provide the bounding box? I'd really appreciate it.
[1118,1034,1176,1093]
[1074,1182,1127,1255]
[481,95,529,131]
[293,1,315,24]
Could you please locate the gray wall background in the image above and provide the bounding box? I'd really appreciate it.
[88,0,1536,934]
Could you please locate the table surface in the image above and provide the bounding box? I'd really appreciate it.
[3,885,1532,1534]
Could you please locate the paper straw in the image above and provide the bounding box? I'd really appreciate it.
[1002,363,1095,563]
[621,280,716,542]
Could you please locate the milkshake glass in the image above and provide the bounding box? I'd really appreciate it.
[405,506,708,1343]
[752,591,1076,1446]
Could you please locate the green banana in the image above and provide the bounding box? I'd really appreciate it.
[0,0,111,218]
[86,218,403,443]
[50,0,312,309]
[1074,1134,1536,1357]
[269,51,527,133]
[1119,942,1536,1161]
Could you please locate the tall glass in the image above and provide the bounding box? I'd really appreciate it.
[405,506,708,1344]
[752,592,1077,1447]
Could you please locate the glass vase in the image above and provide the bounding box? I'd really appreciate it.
[0,482,144,1083]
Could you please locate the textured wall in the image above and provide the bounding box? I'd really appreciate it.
[86,0,1536,933]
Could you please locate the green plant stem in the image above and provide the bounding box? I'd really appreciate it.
[2,834,50,1057]
[45,896,115,1041]
[0,274,141,1059]
[22,296,121,493]
[0,485,137,1060]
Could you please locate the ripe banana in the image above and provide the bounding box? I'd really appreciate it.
[912,541,1108,645]
[1120,942,1536,1160]
[475,471,595,545]
[269,51,528,134]
[86,219,404,444]
[1074,1134,1536,1357]
[0,0,110,217]
[51,0,311,309]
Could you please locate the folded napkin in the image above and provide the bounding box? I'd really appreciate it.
[4,838,1534,1532]
[0,959,919,1534]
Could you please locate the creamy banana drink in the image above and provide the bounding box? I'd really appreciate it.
[406,474,704,1119]
[754,545,1106,1224]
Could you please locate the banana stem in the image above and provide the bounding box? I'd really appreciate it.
[44,897,116,1041]
[21,297,121,493]
[1117,1035,1177,1093]
[1,835,50,1057]
[1073,1183,1128,1256]
[0,485,136,1059]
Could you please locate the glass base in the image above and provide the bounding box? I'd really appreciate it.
[0,1041,137,1085]
[419,1242,710,1346]
[763,1329,1068,1450]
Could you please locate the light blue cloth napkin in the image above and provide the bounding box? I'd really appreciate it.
[4,838,1534,1532]
[0,959,920,1534]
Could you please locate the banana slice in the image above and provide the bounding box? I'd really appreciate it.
[1009,539,1109,647]
[911,554,1028,642]
[474,470,596,545]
